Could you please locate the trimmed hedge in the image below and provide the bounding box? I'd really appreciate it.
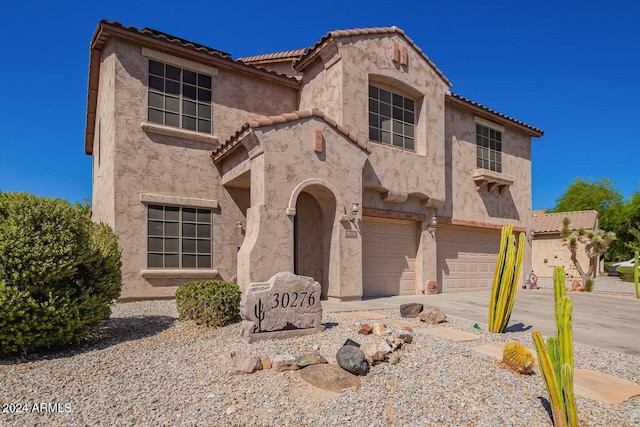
[616,266,636,282]
[0,192,122,355]
[175,280,241,326]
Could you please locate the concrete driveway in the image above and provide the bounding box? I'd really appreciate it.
[322,289,640,356]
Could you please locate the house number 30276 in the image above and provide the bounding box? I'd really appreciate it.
[271,291,317,309]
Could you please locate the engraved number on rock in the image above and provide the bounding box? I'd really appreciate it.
[270,292,316,309]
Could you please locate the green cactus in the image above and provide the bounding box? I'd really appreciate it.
[488,225,525,333]
[532,266,578,427]
[635,251,639,299]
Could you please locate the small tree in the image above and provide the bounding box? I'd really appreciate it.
[561,217,615,284]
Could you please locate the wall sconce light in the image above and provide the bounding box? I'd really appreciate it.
[428,214,437,237]
[340,202,361,222]
[236,221,245,234]
[528,229,535,243]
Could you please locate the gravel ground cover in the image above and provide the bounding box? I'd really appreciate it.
[1,297,639,426]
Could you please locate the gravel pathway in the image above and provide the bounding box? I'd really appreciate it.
[1,298,639,426]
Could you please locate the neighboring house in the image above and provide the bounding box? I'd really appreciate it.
[85,21,543,300]
[531,210,600,278]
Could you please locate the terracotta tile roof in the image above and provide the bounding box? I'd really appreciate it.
[91,20,299,84]
[292,26,451,87]
[211,109,371,162]
[447,92,544,136]
[532,210,598,234]
[238,48,307,64]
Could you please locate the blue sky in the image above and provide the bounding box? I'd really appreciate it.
[0,0,638,210]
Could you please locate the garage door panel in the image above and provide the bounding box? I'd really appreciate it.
[363,218,417,297]
[437,227,501,293]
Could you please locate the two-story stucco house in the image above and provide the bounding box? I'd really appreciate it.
[85,20,543,301]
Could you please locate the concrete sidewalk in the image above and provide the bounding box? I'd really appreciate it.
[321,289,640,356]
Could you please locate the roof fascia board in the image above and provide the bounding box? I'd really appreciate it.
[446,95,543,137]
[94,25,300,89]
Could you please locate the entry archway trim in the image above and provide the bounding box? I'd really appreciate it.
[286,178,343,217]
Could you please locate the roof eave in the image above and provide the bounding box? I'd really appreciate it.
[446,93,544,137]
[84,21,302,155]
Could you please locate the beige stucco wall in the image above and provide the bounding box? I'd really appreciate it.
[532,234,594,278]
[102,38,298,299]
[90,30,537,300]
[444,104,534,280]
[235,118,369,300]
[91,43,117,228]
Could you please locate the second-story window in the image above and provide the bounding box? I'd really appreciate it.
[368,85,415,150]
[148,60,212,134]
[476,124,502,173]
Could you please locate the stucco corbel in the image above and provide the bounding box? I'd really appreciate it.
[381,190,408,203]
[421,197,444,209]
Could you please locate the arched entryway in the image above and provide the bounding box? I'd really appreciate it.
[293,184,337,299]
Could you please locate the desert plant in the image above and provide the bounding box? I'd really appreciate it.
[175,280,241,326]
[502,341,535,374]
[561,217,615,284]
[635,251,640,299]
[532,266,578,427]
[488,225,525,333]
[0,192,122,355]
[584,277,594,292]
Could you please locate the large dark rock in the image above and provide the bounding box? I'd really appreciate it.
[336,345,369,376]
[298,364,361,393]
[400,303,424,318]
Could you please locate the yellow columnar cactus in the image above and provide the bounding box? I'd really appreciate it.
[532,266,578,427]
[488,225,525,333]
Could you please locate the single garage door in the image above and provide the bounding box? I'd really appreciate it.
[362,218,417,297]
[437,226,501,292]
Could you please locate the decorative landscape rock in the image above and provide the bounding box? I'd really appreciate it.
[336,345,369,376]
[419,308,447,324]
[240,272,323,342]
[261,357,272,370]
[358,324,372,335]
[367,350,387,365]
[298,363,361,393]
[400,303,423,318]
[372,323,387,336]
[343,338,361,347]
[399,331,414,344]
[294,351,328,368]
[231,351,262,374]
[273,359,299,372]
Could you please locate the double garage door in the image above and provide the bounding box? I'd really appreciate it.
[362,218,417,297]
[437,226,501,292]
[362,220,502,296]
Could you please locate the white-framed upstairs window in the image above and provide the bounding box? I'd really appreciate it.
[147,60,212,134]
[476,123,502,173]
[147,205,212,269]
[368,84,415,151]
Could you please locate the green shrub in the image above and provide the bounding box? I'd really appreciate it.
[617,266,635,282]
[585,277,594,292]
[0,192,122,355]
[175,280,241,326]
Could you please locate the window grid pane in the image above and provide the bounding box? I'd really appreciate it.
[147,60,213,134]
[147,205,212,269]
[476,124,502,173]
[368,84,415,151]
